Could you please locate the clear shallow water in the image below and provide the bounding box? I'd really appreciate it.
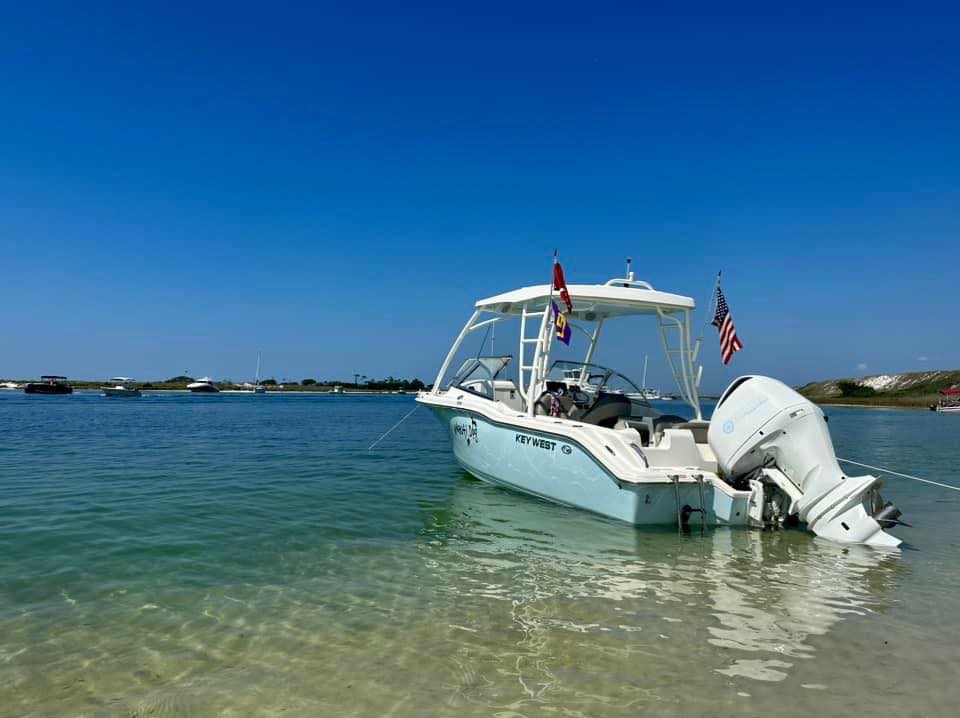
[1,392,958,717]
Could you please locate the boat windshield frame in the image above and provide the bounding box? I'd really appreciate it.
[429,276,703,420]
[446,356,513,400]
[547,360,648,403]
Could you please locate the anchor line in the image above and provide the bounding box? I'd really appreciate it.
[837,458,960,492]
[367,405,420,451]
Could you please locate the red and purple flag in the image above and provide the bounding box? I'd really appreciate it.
[553,257,573,313]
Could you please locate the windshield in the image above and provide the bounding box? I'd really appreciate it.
[446,356,513,400]
[547,361,646,399]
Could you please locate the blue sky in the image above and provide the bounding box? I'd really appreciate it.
[1,2,956,392]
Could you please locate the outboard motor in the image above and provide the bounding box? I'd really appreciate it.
[708,376,901,548]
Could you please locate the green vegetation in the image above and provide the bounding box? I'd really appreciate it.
[836,381,877,398]
[301,378,317,386]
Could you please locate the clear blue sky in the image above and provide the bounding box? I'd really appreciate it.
[1,2,956,392]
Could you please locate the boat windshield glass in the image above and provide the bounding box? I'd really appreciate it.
[547,361,648,403]
[446,356,512,400]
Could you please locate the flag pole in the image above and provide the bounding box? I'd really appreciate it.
[698,270,723,339]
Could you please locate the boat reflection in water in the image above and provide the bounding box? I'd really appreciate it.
[419,475,905,697]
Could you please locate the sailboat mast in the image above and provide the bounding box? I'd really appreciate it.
[256,352,262,385]
[642,355,648,390]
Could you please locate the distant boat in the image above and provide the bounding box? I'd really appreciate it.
[931,388,960,413]
[631,355,661,400]
[187,377,220,393]
[254,353,266,393]
[1,381,21,390]
[24,375,73,395]
[102,377,141,397]
[239,354,267,393]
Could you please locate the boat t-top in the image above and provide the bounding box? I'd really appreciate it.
[417,267,904,547]
[24,375,73,395]
[187,377,220,393]
[101,377,141,397]
[931,388,960,413]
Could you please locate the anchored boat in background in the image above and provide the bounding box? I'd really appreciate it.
[24,375,73,395]
[101,377,141,397]
[187,377,220,393]
[417,265,904,548]
[931,388,960,413]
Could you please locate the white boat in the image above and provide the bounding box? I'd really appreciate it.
[101,377,141,397]
[1,381,21,390]
[634,355,661,400]
[239,354,267,393]
[417,269,903,547]
[187,377,220,393]
[931,389,960,413]
[254,353,266,393]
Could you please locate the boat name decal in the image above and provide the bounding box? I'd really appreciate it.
[515,433,559,452]
[453,419,480,446]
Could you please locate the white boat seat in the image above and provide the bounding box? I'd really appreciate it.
[623,419,652,445]
[673,421,710,444]
[652,414,690,433]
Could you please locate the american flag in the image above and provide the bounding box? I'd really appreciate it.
[712,285,743,365]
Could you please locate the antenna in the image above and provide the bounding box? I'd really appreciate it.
[626,256,634,282]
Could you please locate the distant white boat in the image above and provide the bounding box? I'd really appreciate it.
[931,389,960,413]
[254,353,266,393]
[631,355,661,400]
[102,377,141,397]
[188,377,220,393]
[1,381,21,390]
[240,354,267,393]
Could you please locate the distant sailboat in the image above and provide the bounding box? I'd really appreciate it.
[636,356,661,401]
[254,353,266,393]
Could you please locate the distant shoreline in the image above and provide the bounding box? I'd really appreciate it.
[810,398,933,410]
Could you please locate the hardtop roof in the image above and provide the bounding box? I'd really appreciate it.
[475,281,695,318]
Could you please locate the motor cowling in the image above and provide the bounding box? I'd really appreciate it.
[708,376,901,548]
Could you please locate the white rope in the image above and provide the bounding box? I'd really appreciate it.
[367,405,420,451]
[838,458,960,492]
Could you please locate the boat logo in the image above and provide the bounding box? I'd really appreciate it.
[722,420,735,434]
[561,444,572,455]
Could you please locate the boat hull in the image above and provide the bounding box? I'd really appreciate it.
[24,383,73,395]
[102,388,141,397]
[427,405,749,527]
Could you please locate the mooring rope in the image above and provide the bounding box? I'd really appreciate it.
[837,458,960,492]
[367,405,420,451]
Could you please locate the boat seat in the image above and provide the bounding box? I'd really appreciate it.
[535,391,582,419]
[623,419,652,445]
[673,421,710,444]
[652,414,690,433]
[579,393,632,428]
